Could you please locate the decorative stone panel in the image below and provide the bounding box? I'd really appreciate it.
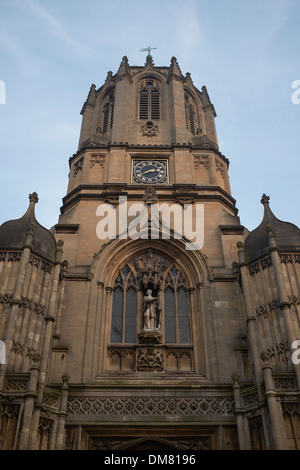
[67,395,234,417]
[107,345,193,373]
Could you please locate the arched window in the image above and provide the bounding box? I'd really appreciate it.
[108,255,194,374]
[101,91,114,134]
[185,93,196,135]
[110,262,191,345]
[163,267,190,343]
[139,80,160,120]
[111,266,137,343]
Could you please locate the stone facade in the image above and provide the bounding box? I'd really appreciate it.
[0,55,300,450]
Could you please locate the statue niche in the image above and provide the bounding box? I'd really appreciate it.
[134,249,166,345]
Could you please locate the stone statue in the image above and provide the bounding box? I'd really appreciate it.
[143,289,158,330]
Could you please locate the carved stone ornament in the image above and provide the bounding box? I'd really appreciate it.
[105,184,126,192]
[89,153,106,168]
[137,348,164,371]
[143,187,157,204]
[134,249,167,290]
[215,158,225,178]
[11,340,25,356]
[261,193,270,205]
[193,155,209,169]
[105,196,120,207]
[73,158,83,177]
[29,191,39,204]
[175,196,195,206]
[140,121,159,137]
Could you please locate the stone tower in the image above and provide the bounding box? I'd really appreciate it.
[0,54,300,450]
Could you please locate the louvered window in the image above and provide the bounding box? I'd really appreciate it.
[102,103,110,134]
[139,89,149,120]
[151,88,160,120]
[139,80,160,120]
[185,93,196,135]
[102,92,114,134]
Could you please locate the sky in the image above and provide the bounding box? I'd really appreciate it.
[0,0,299,233]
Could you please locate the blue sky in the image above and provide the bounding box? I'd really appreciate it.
[0,0,299,233]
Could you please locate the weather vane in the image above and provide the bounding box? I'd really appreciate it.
[139,46,157,60]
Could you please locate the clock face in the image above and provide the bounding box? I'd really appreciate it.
[133,160,168,184]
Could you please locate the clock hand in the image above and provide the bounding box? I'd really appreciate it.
[143,169,157,174]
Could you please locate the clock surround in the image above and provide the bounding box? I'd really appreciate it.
[132,159,168,184]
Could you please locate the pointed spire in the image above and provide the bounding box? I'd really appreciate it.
[200,86,217,117]
[260,194,278,227]
[261,194,277,231]
[29,192,39,204]
[86,84,97,105]
[168,56,183,78]
[261,193,270,205]
[117,56,131,76]
[25,192,38,219]
[105,71,113,84]
[185,72,193,84]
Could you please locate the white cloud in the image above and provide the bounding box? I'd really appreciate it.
[24,0,95,58]
[0,26,40,76]
[168,0,204,68]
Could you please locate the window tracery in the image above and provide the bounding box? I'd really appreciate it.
[111,265,137,344]
[110,255,191,345]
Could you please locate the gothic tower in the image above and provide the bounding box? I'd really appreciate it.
[0,54,300,450]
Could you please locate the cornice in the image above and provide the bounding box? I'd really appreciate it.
[70,141,229,166]
[60,184,237,216]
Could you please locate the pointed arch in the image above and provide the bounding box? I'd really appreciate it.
[91,237,209,288]
[80,237,213,381]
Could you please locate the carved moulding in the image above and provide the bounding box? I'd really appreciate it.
[273,374,297,391]
[66,395,235,417]
[89,436,211,451]
[137,330,163,345]
[248,256,273,276]
[0,252,21,262]
[0,293,13,304]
